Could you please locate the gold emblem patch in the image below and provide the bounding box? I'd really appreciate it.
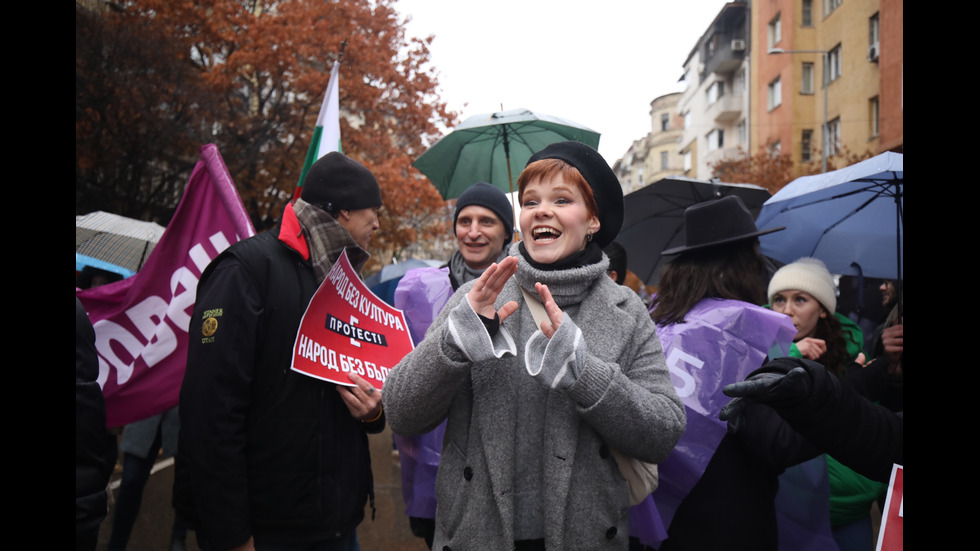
[202,317,218,337]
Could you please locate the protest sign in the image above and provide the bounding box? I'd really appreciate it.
[291,250,414,389]
[876,464,904,551]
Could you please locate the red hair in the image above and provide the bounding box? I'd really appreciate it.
[517,158,598,218]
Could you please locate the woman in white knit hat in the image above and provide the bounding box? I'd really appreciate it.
[767,257,881,551]
[767,257,863,378]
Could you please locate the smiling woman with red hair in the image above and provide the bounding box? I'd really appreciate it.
[384,141,685,551]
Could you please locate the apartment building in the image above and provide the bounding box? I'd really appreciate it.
[676,2,751,180]
[614,1,902,185]
[752,0,903,177]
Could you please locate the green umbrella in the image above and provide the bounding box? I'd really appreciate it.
[413,108,601,200]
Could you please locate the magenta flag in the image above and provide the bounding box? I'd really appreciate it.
[77,144,255,428]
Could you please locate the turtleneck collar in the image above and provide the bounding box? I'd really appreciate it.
[517,241,604,272]
[511,242,609,308]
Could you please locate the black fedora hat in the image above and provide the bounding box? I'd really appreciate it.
[661,195,785,256]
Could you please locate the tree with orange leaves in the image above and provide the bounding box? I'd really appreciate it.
[710,142,876,195]
[77,0,456,261]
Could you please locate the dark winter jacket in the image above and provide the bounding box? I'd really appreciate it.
[75,297,117,539]
[660,402,819,551]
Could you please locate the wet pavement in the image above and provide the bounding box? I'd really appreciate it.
[96,425,430,551]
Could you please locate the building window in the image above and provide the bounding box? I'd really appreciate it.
[737,120,747,145]
[768,76,782,111]
[683,151,692,172]
[868,12,880,61]
[801,129,813,162]
[802,0,813,26]
[706,80,725,105]
[826,117,841,156]
[870,96,880,138]
[824,0,841,17]
[768,13,782,48]
[707,129,724,152]
[683,110,691,130]
[661,113,670,131]
[827,44,842,82]
[736,68,747,92]
[802,62,815,94]
[661,151,669,170]
[769,141,782,156]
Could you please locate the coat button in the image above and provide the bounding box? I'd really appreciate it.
[605,526,617,539]
[463,466,473,481]
[599,445,610,459]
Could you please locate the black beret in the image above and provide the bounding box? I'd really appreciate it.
[526,141,624,248]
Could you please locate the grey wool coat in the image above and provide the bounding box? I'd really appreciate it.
[384,245,685,551]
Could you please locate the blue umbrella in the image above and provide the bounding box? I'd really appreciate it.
[756,152,903,282]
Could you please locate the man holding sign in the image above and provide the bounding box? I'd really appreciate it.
[176,152,384,551]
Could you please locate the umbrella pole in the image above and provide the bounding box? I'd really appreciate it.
[894,180,903,321]
[503,127,519,236]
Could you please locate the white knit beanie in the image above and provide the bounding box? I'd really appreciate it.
[767,257,837,312]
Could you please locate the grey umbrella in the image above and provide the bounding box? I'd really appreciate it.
[76,211,166,274]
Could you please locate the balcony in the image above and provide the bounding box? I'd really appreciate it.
[700,3,748,77]
[706,93,742,123]
[704,145,742,168]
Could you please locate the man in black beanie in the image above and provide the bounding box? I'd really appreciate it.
[176,152,385,551]
[392,181,513,549]
[447,181,514,289]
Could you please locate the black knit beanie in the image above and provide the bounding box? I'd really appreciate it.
[453,182,515,245]
[300,152,383,212]
[526,141,624,248]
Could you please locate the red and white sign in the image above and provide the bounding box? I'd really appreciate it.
[291,250,414,389]
[876,464,903,551]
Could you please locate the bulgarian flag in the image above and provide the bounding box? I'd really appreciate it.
[294,60,342,200]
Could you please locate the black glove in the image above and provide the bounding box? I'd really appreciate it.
[719,365,812,433]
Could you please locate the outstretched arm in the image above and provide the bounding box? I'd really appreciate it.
[720,357,902,483]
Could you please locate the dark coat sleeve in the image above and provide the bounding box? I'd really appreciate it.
[178,257,262,549]
[75,297,117,536]
[753,357,903,483]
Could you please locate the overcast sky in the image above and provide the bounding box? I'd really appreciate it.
[395,0,732,166]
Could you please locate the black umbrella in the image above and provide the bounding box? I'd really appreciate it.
[616,177,772,287]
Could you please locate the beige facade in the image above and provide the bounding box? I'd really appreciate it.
[613,92,684,194]
[752,0,903,177]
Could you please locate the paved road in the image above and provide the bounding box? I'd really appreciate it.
[96,425,429,551]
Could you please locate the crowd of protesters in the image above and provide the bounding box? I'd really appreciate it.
[77,144,901,551]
